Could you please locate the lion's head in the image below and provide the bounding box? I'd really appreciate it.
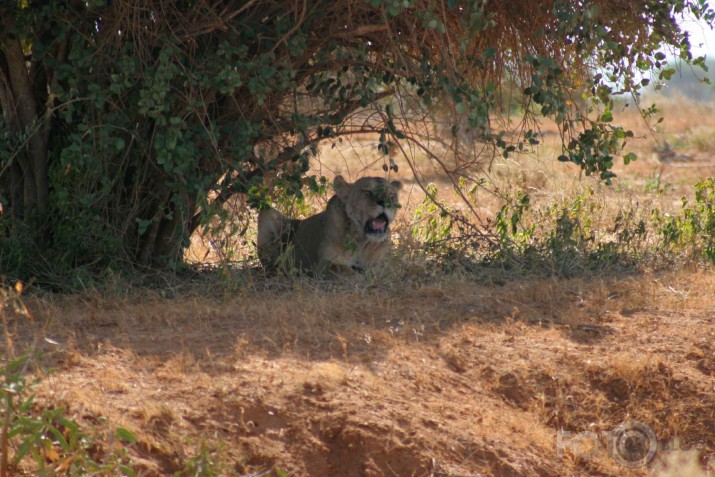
[334,175,403,243]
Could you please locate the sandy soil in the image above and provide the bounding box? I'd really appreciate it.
[12,270,714,476]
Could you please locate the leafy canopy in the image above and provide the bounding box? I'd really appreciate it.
[0,0,712,282]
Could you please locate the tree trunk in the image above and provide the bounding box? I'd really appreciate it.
[0,33,50,221]
[136,191,197,266]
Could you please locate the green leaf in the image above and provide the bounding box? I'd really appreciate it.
[659,67,677,81]
[120,465,136,477]
[14,439,32,464]
[136,218,153,236]
[115,427,138,444]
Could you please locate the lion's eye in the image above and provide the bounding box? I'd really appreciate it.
[385,195,400,208]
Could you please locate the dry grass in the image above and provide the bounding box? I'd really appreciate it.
[11,270,715,476]
[7,96,715,476]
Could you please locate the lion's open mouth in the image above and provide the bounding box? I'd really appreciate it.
[365,213,389,234]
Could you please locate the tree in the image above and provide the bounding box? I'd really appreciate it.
[0,0,712,282]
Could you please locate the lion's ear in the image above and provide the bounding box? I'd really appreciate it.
[334,175,350,200]
[390,180,403,191]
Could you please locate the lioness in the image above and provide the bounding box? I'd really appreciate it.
[257,175,402,274]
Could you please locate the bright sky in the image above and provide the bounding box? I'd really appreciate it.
[681,17,715,57]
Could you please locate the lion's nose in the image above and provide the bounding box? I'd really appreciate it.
[376,199,385,207]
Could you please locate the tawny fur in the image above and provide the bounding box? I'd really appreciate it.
[257,176,402,274]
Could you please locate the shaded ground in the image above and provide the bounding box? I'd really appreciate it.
[13,269,715,476]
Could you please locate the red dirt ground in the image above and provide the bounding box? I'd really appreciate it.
[12,270,715,476]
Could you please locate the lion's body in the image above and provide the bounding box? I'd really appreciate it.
[257,176,402,273]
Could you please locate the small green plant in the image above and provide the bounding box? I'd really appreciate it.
[0,284,137,476]
[175,439,290,477]
[658,178,715,262]
[643,167,671,194]
[412,184,455,245]
[273,241,300,278]
[494,191,535,247]
[176,440,225,477]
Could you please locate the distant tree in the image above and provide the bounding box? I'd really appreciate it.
[0,0,712,281]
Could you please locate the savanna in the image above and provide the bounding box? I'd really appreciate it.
[1,1,715,476]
